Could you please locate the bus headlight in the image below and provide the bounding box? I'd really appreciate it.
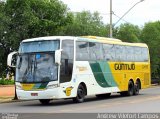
[47,84,59,89]
[16,84,22,90]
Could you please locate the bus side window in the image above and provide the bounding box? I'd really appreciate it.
[134,47,142,62]
[103,44,115,61]
[121,45,127,61]
[115,45,125,61]
[60,40,74,83]
[89,43,103,61]
[76,42,89,61]
[126,46,134,62]
[141,48,149,62]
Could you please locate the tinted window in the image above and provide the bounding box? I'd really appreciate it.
[115,45,126,61]
[89,42,103,60]
[126,46,134,62]
[134,47,142,62]
[76,42,89,61]
[60,40,74,83]
[103,44,115,61]
[61,40,74,60]
[76,41,149,62]
[141,48,149,62]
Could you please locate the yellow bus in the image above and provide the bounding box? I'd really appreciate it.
[7,36,151,104]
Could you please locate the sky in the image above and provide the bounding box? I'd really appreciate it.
[61,0,160,26]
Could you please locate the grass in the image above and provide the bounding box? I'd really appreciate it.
[0,78,15,85]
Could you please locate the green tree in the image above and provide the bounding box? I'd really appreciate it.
[64,11,108,36]
[0,0,72,76]
[141,21,160,78]
[0,1,10,76]
[115,23,141,42]
[4,0,72,49]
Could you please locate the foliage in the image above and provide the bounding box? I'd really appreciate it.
[114,23,141,42]
[141,21,160,78]
[0,1,10,76]
[0,78,14,85]
[4,0,72,49]
[0,0,72,76]
[64,11,108,37]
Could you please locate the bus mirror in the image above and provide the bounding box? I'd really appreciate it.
[55,49,62,65]
[7,51,18,67]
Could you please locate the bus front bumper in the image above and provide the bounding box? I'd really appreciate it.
[16,88,62,100]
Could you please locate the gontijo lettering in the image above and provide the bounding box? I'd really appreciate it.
[114,63,135,70]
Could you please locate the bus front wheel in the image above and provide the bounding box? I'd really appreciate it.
[127,81,134,96]
[39,99,50,105]
[73,84,86,103]
[120,81,134,96]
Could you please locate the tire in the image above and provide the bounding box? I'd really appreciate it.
[96,93,111,98]
[39,99,50,105]
[134,81,140,95]
[127,81,134,96]
[73,84,86,103]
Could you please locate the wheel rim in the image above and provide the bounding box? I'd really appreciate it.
[77,88,84,99]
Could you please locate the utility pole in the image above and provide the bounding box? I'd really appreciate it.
[109,0,145,38]
[109,0,113,38]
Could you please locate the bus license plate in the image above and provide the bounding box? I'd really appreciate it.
[31,93,38,96]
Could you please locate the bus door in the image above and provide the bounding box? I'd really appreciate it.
[60,40,74,84]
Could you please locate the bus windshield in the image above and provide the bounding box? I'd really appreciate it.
[16,53,58,83]
[16,40,59,83]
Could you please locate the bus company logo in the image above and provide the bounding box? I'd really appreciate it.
[64,86,73,96]
[114,63,135,70]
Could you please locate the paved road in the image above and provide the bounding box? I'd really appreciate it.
[0,86,160,114]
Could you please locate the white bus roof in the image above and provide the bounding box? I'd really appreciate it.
[21,36,148,48]
[80,36,122,42]
[22,36,121,43]
[22,36,75,42]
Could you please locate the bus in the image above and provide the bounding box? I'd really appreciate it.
[7,36,151,104]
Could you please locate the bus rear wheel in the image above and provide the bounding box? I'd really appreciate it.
[134,81,140,95]
[39,99,50,105]
[73,84,86,103]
